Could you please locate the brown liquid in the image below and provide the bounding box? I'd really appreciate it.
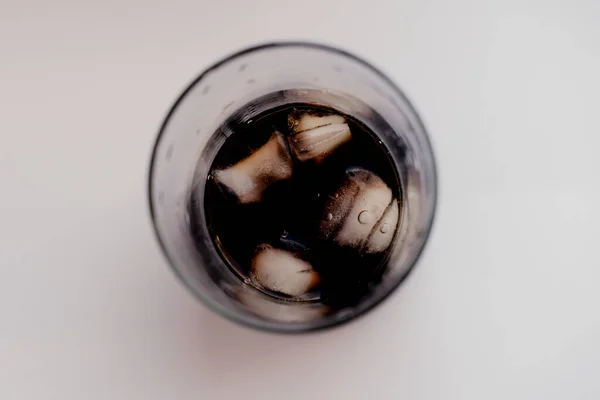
[191,103,402,308]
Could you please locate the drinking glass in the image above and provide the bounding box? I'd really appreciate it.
[148,42,437,333]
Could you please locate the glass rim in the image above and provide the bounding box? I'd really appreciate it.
[148,41,438,334]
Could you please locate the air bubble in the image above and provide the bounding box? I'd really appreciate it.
[358,210,371,224]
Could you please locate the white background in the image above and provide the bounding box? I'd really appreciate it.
[1,0,600,399]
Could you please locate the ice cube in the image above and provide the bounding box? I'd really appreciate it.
[213,132,292,204]
[288,112,351,162]
[320,169,399,253]
[289,112,346,132]
[251,245,320,297]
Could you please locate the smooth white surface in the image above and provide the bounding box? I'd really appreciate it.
[1,0,600,398]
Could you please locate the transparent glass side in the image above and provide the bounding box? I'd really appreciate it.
[149,43,436,332]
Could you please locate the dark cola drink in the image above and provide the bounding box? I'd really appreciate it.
[192,103,402,309]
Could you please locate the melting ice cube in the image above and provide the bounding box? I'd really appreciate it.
[251,245,320,297]
[320,168,399,254]
[288,112,352,163]
[289,112,345,132]
[213,132,293,204]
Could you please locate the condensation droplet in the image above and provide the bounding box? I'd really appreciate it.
[358,210,371,224]
[243,278,251,284]
[281,230,288,238]
[327,213,333,221]
[165,144,174,161]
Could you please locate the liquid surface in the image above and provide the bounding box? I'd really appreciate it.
[193,103,402,308]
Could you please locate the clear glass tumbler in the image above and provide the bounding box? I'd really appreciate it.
[148,42,437,333]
